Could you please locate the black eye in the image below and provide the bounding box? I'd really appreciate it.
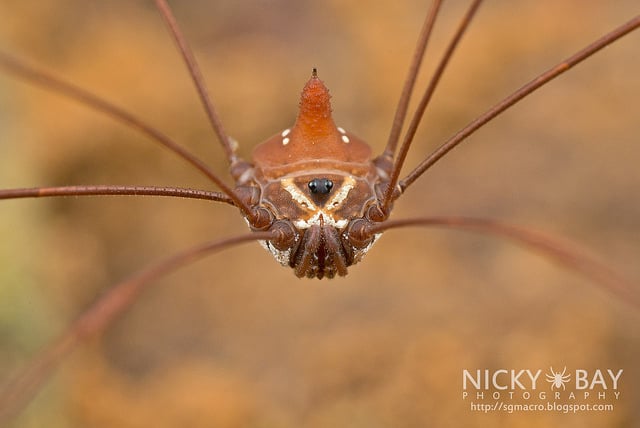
[308,178,333,194]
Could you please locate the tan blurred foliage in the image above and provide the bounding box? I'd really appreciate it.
[0,1,638,427]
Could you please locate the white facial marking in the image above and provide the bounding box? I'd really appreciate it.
[282,176,356,230]
[293,212,348,230]
[326,176,355,210]
[337,126,346,133]
[281,178,317,210]
[341,135,350,143]
[281,128,291,137]
[282,137,290,145]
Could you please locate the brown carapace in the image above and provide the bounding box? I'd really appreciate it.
[238,69,388,279]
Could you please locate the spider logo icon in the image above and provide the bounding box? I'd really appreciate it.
[546,367,571,390]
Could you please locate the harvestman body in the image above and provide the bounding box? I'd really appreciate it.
[237,69,388,278]
[0,0,639,422]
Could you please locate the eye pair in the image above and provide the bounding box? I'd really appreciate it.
[308,178,333,194]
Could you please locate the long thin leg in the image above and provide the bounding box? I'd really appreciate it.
[154,0,238,165]
[380,0,443,161]
[399,15,640,191]
[0,231,277,424]
[0,185,234,205]
[0,52,256,219]
[381,0,482,212]
[365,217,639,308]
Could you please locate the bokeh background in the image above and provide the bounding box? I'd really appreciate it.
[0,1,639,427]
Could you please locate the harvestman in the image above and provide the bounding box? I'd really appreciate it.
[0,0,639,421]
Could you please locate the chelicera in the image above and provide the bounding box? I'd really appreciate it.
[0,0,638,422]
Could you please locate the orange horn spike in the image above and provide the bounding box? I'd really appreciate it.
[252,69,372,178]
[292,68,336,141]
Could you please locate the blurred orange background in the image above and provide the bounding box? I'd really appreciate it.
[0,1,639,427]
